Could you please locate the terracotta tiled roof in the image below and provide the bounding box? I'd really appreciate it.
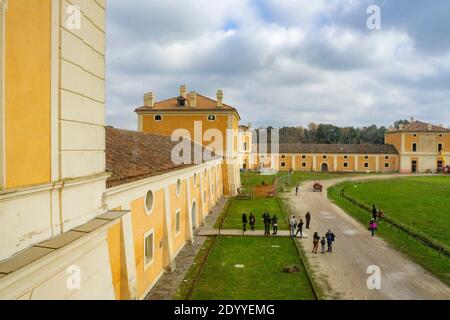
[389,121,450,133]
[135,93,239,114]
[279,143,399,155]
[106,127,219,188]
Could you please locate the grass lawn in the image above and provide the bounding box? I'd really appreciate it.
[219,197,288,230]
[190,236,316,300]
[342,176,450,248]
[328,176,450,286]
[241,171,362,192]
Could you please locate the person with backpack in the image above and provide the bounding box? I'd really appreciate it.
[249,212,256,231]
[305,212,311,229]
[242,213,248,233]
[325,230,335,253]
[320,236,326,254]
[369,219,378,237]
[312,232,320,254]
[271,215,278,235]
[295,219,304,238]
[289,216,297,237]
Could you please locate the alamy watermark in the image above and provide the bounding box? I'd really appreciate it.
[367,5,381,30]
[66,5,81,30]
[66,265,81,290]
[366,265,381,290]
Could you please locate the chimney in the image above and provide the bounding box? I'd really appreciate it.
[179,85,187,99]
[216,90,223,108]
[190,91,197,108]
[143,92,154,107]
[428,123,433,131]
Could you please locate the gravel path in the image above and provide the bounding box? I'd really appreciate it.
[286,174,450,300]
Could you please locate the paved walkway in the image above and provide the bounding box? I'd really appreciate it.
[145,197,228,300]
[286,174,450,300]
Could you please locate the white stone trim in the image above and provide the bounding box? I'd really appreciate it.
[163,186,175,270]
[121,212,137,300]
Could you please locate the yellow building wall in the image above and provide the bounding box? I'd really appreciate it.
[437,133,450,152]
[336,156,355,171]
[169,180,188,255]
[142,113,229,151]
[404,133,418,152]
[107,221,130,300]
[385,133,402,153]
[130,190,165,299]
[5,0,52,189]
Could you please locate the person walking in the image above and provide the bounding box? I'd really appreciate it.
[264,214,271,236]
[272,215,278,235]
[289,216,297,237]
[312,232,320,254]
[242,213,248,233]
[320,236,326,254]
[295,184,300,196]
[305,212,311,229]
[372,205,378,221]
[295,219,304,238]
[369,219,378,237]
[249,212,256,231]
[325,230,335,253]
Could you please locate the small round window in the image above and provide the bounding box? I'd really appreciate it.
[154,115,162,121]
[176,179,182,196]
[145,190,154,214]
[208,115,216,121]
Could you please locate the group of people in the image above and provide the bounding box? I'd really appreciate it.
[241,212,279,236]
[312,230,335,254]
[369,204,384,237]
[289,212,311,238]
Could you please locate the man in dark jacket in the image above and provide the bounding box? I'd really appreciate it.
[295,219,304,238]
[325,230,335,253]
[305,212,311,229]
[372,205,378,220]
[242,213,248,233]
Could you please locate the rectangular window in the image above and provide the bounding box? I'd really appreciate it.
[364,163,369,168]
[175,209,181,235]
[243,142,247,151]
[302,162,307,167]
[343,162,348,168]
[412,143,417,152]
[438,143,443,152]
[385,163,390,168]
[281,162,286,167]
[144,230,154,267]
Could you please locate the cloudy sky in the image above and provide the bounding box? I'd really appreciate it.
[106,0,450,130]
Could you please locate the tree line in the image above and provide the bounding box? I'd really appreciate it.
[263,119,411,145]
